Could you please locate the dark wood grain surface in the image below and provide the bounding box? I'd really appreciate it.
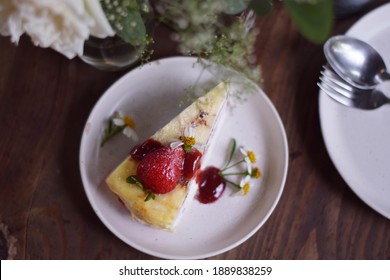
[1,1,389,260]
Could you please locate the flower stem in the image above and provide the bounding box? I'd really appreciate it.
[222,178,241,190]
[221,159,244,171]
[220,171,248,177]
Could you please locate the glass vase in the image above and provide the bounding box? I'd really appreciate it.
[80,35,145,71]
[79,0,153,71]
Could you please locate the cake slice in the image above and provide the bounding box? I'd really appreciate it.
[105,82,228,230]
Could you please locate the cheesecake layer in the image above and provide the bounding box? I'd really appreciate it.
[106,82,228,230]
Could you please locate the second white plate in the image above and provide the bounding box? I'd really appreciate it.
[319,3,390,219]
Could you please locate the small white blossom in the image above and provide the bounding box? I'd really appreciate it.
[170,126,203,151]
[122,126,138,141]
[245,158,253,175]
[240,176,251,196]
[240,147,257,174]
[170,140,184,149]
[112,117,124,126]
[113,116,138,142]
[231,176,250,197]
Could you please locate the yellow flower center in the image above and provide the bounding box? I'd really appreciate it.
[179,136,196,147]
[247,151,256,163]
[243,183,250,195]
[123,116,136,128]
[251,168,261,179]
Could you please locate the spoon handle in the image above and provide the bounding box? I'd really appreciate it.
[376,71,390,84]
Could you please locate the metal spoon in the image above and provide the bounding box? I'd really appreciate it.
[324,35,390,89]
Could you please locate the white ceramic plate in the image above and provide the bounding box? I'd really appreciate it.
[80,57,288,259]
[319,3,390,219]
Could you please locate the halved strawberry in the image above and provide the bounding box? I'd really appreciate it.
[136,146,185,194]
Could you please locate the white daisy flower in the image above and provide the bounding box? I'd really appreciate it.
[240,147,257,175]
[113,115,138,142]
[241,176,251,193]
[231,175,251,196]
[170,126,203,152]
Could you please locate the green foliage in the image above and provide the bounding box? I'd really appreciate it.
[283,0,333,43]
[101,115,125,147]
[157,0,262,82]
[249,0,273,16]
[126,175,156,201]
[222,0,250,15]
[100,0,333,82]
[102,0,147,46]
[248,0,333,43]
[154,0,333,84]
[116,8,146,46]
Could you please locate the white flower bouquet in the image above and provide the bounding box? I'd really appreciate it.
[0,0,151,59]
[0,0,116,58]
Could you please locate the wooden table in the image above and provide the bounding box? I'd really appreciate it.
[1,1,389,260]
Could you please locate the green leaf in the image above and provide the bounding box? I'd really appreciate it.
[101,119,125,147]
[223,0,250,15]
[283,0,333,44]
[102,0,147,46]
[184,145,192,153]
[126,175,137,184]
[116,8,146,46]
[144,191,155,202]
[127,175,155,202]
[249,0,273,16]
[224,138,237,168]
[126,175,144,190]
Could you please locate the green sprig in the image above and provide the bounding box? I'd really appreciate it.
[144,191,156,201]
[283,0,333,44]
[126,175,144,190]
[156,0,262,83]
[101,0,147,46]
[224,138,237,169]
[126,175,156,202]
[101,117,125,147]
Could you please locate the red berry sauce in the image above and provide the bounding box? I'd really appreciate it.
[196,166,226,204]
[182,148,202,181]
[130,139,163,161]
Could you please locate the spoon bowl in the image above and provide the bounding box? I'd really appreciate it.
[324,35,390,89]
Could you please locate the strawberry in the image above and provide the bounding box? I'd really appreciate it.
[136,146,185,194]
